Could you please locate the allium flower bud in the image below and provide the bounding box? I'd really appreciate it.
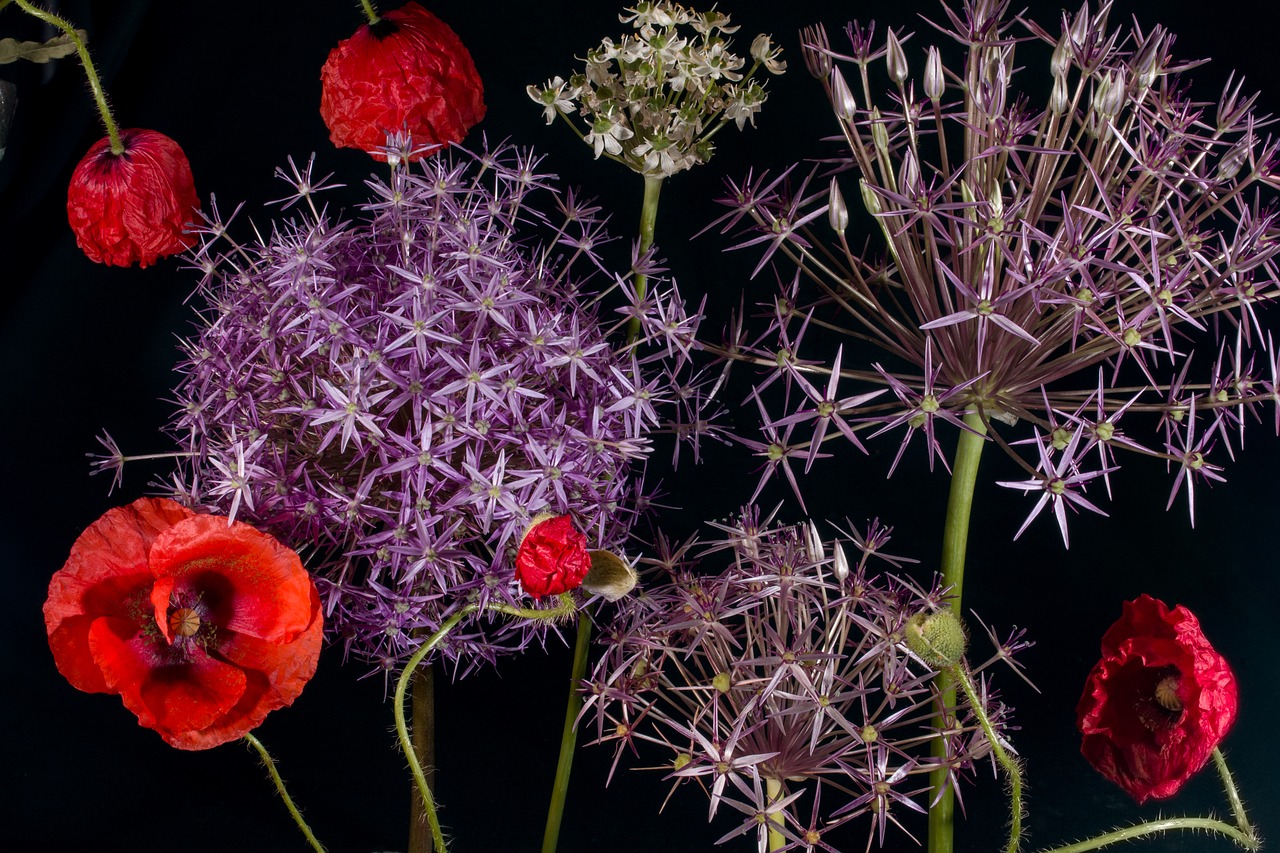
[320,2,485,161]
[1216,140,1251,182]
[827,177,848,234]
[924,46,945,103]
[830,66,857,121]
[516,515,592,599]
[885,29,908,84]
[800,24,832,80]
[66,128,200,268]
[1049,74,1070,116]
[1051,32,1073,79]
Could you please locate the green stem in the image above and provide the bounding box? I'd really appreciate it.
[12,0,121,153]
[1213,747,1260,848]
[765,777,787,852]
[359,0,380,24]
[949,664,1023,853]
[1035,817,1258,853]
[243,733,327,853]
[626,175,665,343]
[540,609,594,853]
[395,597,576,853]
[928,411,988,853]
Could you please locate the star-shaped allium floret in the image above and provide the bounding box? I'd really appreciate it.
[997,426,1112,546]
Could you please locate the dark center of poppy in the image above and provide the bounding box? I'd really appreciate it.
[169,607,202,638]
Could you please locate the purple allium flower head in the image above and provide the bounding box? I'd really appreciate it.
[163,140,703,672]
[585,507,1025,851]
[711,0,1280,543]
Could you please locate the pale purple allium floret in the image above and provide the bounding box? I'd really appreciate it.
[162,140,708,672]
[708,0,1280,544]
[586,507,1026,851]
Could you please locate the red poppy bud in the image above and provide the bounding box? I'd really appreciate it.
[320,2,485,161]
[66,128,200,267]
[1076,594,1238,803]
[44,498,322,750]
[515,514,591,599]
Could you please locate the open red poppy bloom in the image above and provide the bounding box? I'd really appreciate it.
[320,2,485,161]
[45,497,322,750]
[1076,594,1238,803]
[66,128,200,267]
[515,514,591,599]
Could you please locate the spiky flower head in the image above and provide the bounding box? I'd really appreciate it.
[710,0,1280,544]
[527,1,785,178]
[162,140,701,672]
[585,507,1028,851]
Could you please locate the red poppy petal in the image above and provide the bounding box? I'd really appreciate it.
[148,513,315,643]
[89,617,246,742]
[44,498,192,693]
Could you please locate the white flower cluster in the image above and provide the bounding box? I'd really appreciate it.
[528,1,784,178]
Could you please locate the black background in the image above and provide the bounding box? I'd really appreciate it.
[2,1,1277,851]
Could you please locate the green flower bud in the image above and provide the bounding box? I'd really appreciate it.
[905,607,967,668]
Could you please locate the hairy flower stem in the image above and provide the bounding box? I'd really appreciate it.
[12,0,120,153]
[541,610,594,853]
[396,597,577,853]
[1213,747,1259,845]
[1034,817,1259,853]
[408,664,436,853]
[626,175,665,342]
[948,664,1023,853]
[929,412,988,853]
[359,0,380,24]
[243,733,327,853]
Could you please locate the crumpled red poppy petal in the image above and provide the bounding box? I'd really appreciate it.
[319,2,485,161]
[66,128,201,267]
[89,616,247,741]
[147,513,316,644]
[44,498,194,693]
[515,514,592,598]
[1077,594,1238,803]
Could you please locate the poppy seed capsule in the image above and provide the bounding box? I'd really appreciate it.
[905,608,967,668]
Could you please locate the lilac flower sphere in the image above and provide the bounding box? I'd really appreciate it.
[165,142,690,670]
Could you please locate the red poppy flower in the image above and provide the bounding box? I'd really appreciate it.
[1076,594,1238,803]
[66,128,200,267]
[515,514,591,599]
[320,2,485,161]
[44,497,323,750]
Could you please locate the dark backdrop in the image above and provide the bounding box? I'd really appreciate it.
[1,1,1277,851]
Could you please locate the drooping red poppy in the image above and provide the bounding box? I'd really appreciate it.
[1076,594,1238,803]
[515,514,591,599]
[66,128,200,267]
[45,497,323,750]
[319,2,485,161]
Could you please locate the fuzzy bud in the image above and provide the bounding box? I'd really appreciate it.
[581,549,639,602]
[905,607,968,668]
[924,46,944,103]
[886,29,908,84]
[828,177,849,234]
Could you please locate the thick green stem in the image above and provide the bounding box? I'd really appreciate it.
[407,664,436,853]
[243,733,327,853]
[949,664,1023,853]
[765,777,787,851]
[12,0,121,153]
[395,597,576,853]
[359,0,380,24]
[928,412,988,853]
[540,610,594,853]
[626,175,665,342]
